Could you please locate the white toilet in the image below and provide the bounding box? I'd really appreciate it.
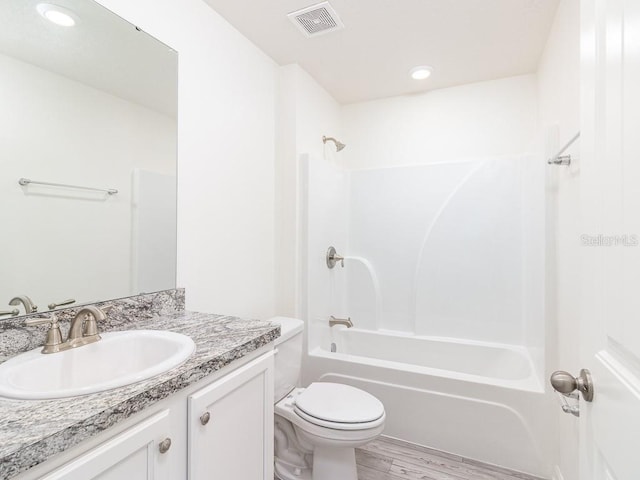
[271,317,385,480]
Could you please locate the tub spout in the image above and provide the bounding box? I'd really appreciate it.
[329,316,353,328]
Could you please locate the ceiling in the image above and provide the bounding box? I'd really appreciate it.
[0,0,177,117]
[204,0,561,104]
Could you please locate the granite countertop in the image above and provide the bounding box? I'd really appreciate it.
[0,310,280,479]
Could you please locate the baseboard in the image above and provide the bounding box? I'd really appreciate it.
[552,465,565,480]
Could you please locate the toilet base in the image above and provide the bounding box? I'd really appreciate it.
[274,461,312,480]
[311,445,358,480]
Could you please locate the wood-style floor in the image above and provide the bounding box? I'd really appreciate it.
[356,437,546,480]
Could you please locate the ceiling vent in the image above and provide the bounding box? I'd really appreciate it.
[287,2,344,38]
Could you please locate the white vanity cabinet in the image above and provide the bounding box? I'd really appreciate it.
[188,351,274,480]
[39,410,173,480]
[13,348,274,480]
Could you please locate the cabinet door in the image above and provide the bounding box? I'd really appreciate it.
[41,410,173,480]
[188,351,274,480]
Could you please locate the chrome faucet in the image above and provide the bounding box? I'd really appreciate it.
[9,295,38,314]
[329,316,353,328]
[25,306,108,354]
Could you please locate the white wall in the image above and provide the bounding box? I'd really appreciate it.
[276,65,342,318]
[0,52,175,310]
[341,74,539,169]
[95,0,278,319]
[537,0,581,479]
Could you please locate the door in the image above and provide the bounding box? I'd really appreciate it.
[41,410,173,480]
[580,0,640,478]
[188,351,274,480]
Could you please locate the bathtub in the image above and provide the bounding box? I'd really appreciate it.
[303,327,554,478]
[330,327,541,390]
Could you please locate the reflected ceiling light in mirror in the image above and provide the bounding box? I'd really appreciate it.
[36,3,77,27]
[409,65,433,80]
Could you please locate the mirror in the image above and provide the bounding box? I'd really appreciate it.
[0,0,178,318]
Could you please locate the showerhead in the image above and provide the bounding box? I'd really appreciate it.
[323,135,346,152]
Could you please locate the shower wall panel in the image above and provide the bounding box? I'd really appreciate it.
[347,156,542,347]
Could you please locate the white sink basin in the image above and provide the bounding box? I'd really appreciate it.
[0,330,196,400]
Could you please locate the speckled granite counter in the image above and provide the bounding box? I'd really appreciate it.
[0,309,280,479]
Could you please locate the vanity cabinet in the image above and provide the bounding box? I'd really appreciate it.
[39,410,173,480]
[188,351,274,480]
[14,348,274,480]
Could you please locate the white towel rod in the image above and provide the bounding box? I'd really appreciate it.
[19,178,118,195]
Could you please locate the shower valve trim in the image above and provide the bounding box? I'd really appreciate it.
[326,246,344,268]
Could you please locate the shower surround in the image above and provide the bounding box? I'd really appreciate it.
[300,154,552,477]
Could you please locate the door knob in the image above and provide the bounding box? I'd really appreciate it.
[550,369,594,402]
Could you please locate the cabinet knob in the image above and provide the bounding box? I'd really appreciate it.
[200,411,211,425]
[158,437,172,454]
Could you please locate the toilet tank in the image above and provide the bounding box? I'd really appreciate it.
[270,317,304,402]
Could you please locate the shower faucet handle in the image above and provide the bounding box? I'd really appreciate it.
[326,246,344,268]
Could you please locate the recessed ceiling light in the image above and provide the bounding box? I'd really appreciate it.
[37,3,77,27]
[410,66,433,80]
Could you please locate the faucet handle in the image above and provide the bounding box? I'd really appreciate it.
[25,314,64,354]
[47,299,76,310]
[84,316,99,336]
[25,314,58,327]
[81,306,109,337]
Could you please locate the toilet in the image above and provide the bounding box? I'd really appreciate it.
[270,317,385,480]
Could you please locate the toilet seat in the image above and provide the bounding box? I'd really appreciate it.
[275,388,386,445]
[293,383,385,430]
[294,406,386,430]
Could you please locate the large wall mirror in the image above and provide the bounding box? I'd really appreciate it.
[0,0,178,318]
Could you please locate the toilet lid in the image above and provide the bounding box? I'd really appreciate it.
[294,383,384,424]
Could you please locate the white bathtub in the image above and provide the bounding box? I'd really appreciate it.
[303,327,553,478]
[331,327,541,389]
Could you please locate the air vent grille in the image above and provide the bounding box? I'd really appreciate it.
[287,2,344,37]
